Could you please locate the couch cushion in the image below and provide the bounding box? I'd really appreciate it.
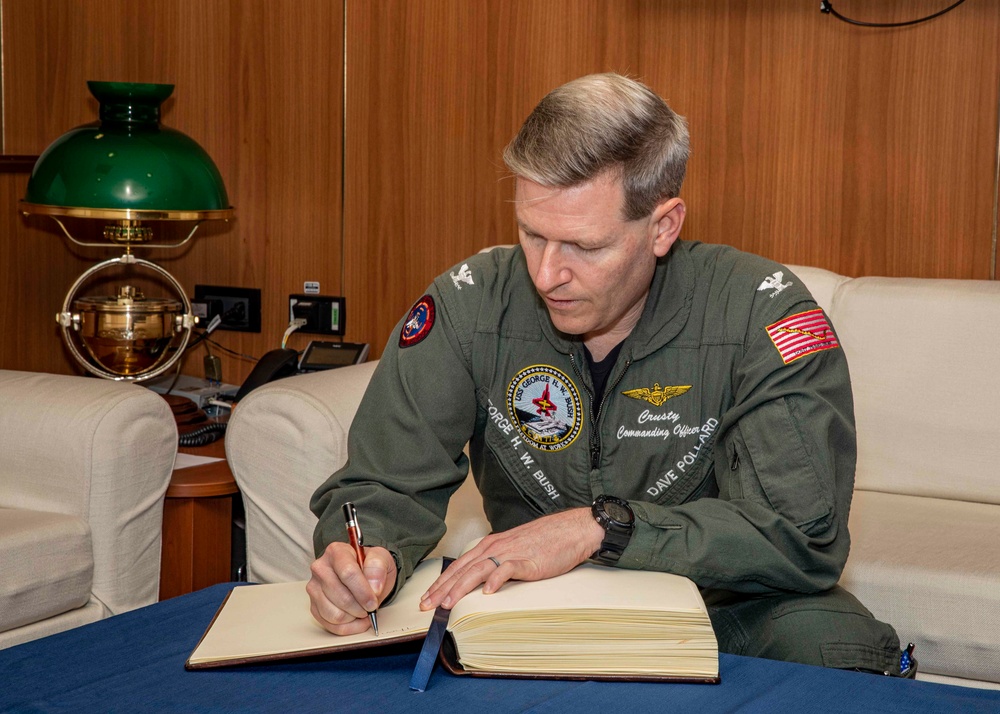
[0,508,93,634]
[841,491,1000,683]
[0,598,105,650]
[827,277,1000,503]
[786,264,849,313]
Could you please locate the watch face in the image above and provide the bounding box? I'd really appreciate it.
[605,500,633,525]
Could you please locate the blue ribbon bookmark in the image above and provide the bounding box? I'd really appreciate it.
[409,557,454,692]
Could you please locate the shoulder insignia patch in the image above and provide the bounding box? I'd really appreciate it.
[758,271,792,298]
[622,383,691,407]
[450,263,475,290]
[399,295,436,348]
[766,308,839,364]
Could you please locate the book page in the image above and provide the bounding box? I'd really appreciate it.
[187,558,441,666]
[446,564,717,678]
[449,563,707,623]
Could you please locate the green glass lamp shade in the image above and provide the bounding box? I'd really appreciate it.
[23,81,232,219]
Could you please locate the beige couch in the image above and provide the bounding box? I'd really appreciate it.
[0,370,177,649]
[226,265,1000,689]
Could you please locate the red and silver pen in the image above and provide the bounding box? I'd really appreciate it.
[342,502,379,635]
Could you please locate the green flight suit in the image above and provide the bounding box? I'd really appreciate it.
[312,241,904,673]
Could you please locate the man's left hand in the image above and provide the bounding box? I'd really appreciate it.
[419,507,605,611]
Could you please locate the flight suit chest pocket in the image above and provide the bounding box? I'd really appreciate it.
[483,416,562,515]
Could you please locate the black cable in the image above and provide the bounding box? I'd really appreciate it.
[183,328,213,354]
[204,335,258,363]
[820,0,967,28]
[178,422,228,447]
[162,360,183,397]
[183,301,245,355]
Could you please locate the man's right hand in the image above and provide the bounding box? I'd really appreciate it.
[306,542,397,635]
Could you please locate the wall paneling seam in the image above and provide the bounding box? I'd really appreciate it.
[341,0,348,302]
[992,65,1000,281]
[1,1,6,152]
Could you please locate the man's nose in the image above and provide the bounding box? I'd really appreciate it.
[534,242,569,292]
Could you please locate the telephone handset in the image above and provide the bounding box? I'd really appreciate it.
[234,348,299,402]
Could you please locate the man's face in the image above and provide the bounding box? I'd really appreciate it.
[515,174,682,351]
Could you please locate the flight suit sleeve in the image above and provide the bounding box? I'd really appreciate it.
[621,301,856,595]
[310,281,478,597]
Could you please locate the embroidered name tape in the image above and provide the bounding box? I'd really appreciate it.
[766,308,839,364]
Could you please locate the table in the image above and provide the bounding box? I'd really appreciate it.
[3,584,999,713]
[160,438,240,599]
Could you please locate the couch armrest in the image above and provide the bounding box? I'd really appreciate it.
[0,370,176,614]
[227,360,492,583]
[226,362,378,583]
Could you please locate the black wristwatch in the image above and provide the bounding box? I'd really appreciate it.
[590,494,635,565]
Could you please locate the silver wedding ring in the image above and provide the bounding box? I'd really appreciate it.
[487,556,501,568]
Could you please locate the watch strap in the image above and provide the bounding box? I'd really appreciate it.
[591,495,634,565]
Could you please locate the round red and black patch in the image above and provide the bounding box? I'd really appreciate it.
[399,294,436,348]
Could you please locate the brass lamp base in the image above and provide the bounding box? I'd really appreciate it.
[57,255,198,381]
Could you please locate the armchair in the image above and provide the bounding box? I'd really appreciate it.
[0,370,177,649]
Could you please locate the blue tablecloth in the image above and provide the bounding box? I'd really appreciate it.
[2,583,999,713]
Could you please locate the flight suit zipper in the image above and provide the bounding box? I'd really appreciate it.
[570,354,632,470]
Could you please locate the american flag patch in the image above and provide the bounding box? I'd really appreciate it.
[766,309,840,364]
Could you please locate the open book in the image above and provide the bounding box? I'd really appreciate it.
[186,558,719,682]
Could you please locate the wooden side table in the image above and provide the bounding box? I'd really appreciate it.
[159,438,239,600]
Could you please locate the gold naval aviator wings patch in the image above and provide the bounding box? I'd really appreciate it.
[622,383,692,407]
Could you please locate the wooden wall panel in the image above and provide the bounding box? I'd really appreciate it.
[343,0,641,357]
[0,169,99,374]
[3,1,997,375]
[345,0,998,361]
[1,0,344,383]
[637,0,999,279]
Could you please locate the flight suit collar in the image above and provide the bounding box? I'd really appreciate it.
[533,241,695,360]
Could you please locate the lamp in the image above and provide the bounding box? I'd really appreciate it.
[20,81,234,381]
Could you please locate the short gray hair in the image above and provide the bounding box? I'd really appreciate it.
[503,73,689,221]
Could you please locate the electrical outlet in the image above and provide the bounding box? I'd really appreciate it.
[289,294,344,335]
[194,285,262,332]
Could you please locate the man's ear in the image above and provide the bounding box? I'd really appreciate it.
[649,197,686,258]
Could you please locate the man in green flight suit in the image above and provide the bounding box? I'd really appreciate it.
[306,73,910,675]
